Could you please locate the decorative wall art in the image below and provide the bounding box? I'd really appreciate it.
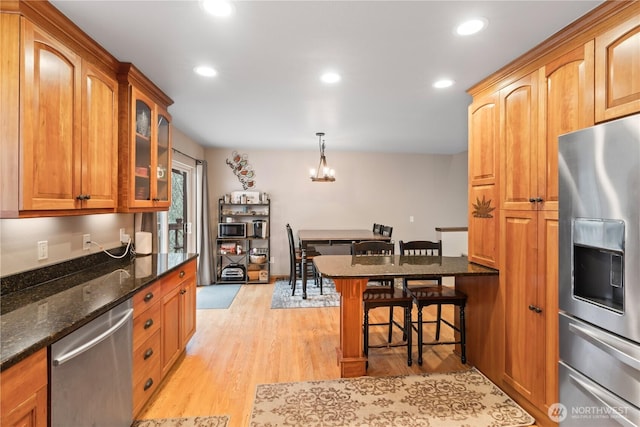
[226,151,255,190]
[472,196,495,218]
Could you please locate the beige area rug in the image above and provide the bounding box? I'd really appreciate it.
[250,368,535,427]
[131,416,229,427]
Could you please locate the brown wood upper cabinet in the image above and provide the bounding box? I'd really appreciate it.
[118,64,174,212]
[1,16,118,217]
[467,92,499,268]
[595,11,640,122]
[499,71,541,211]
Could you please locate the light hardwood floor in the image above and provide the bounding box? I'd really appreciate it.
[137,282,467,427]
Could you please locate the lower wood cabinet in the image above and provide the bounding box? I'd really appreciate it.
[0,348,47,427]
[500,210,558,424]
[132,259,197,417]
[161,261,197,377]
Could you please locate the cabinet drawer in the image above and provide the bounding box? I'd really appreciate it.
[132,354,161,417]
[133,330,161,379]
[133,301,161,350]
[161,260,196,294]
[133,280,163,314]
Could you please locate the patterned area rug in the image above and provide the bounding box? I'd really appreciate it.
[249,368,535,427]
[270,278,340,309]
[131,416,229,427]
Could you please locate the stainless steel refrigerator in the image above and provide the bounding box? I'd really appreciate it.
[558,113,640,426]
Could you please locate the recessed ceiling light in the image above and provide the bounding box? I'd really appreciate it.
[320,72,341,84]
[456,18,488,36]
[433,79,455,89]
[194,66,218,77]
[201,0,234,17]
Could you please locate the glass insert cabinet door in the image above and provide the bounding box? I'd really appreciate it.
[131,87,171,207]
[155,111,170,203]
[134,98,152,202]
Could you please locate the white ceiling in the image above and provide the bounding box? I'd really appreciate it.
[51,0,602,154]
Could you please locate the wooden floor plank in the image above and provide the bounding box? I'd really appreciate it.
[138,282,469,427]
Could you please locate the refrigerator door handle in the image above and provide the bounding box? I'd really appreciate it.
[569,321,640,372]
[568,372,637,427]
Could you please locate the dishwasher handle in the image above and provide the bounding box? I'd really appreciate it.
[53,308,134,366]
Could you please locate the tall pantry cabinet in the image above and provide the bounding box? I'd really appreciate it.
[467,2,638,425]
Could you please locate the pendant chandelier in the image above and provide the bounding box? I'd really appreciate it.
[309,132,336,182]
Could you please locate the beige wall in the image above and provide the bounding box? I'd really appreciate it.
[0,127,205,277]
[0,127,468,279]
[206,147,468,277]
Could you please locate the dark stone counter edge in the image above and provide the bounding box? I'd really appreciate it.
[322,270,499,280]
[0,253,198,372]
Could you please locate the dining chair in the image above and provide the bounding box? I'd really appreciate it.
[381,225,393,238]
[286,224,321,296]
[398,240,467,365]
[351,240,413,367]
[372,223,382,234]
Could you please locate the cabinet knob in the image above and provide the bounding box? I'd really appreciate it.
[152,198,160,202]
[536,197,543,203]
[179,270,185,278]
[529,198,536,203]
[143,348,154,360]
[76,194,91,200]
[143,378,154,391]
[144,292,154,302]
[180,288,187,295]
[144,318,154,329]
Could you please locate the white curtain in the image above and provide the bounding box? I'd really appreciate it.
[196,160,214,285]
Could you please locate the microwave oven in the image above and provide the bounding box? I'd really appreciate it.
[218,222,246,238]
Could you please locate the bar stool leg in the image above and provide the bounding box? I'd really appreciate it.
[405,305,412,366]
[460,304,466,364]
[417,305,423,366]
[435,304,442,340]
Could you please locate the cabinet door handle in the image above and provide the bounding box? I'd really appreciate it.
[180,289,187,295]
[529,198,536,203]
[152,198,160,202]
[144,292,154,302]
[179,270,185,278]
[528,304,542,313]
[536,197,543,203]
[76,194,89,200]
[143,378,154,391]
[84,194,91,200]
[144,318,154,329]
[143,348,154,360]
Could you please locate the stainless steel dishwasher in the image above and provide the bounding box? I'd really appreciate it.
[51,299,133,427]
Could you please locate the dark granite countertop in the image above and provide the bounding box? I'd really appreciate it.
[313,255,498,280]
[0,252,197,371]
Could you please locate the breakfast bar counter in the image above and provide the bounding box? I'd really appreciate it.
[313,254,499,378]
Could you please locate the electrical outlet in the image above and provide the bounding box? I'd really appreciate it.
[119,228,130,244]
[83,234,91,250]
[409,216,414,223]
[37,241,48,260]
[270,256,275,264]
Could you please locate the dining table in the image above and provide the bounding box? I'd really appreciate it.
[313,254,499,378]
[297,229,391,299]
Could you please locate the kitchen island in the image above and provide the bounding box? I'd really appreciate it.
[313,254,499,378]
